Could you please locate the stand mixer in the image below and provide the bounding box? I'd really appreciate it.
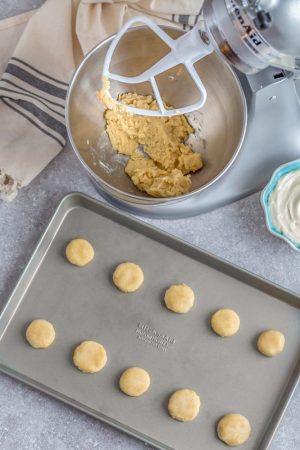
[103,0,300,116]
[67,0,300,218]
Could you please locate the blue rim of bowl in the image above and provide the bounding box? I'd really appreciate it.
[261,159,300,251]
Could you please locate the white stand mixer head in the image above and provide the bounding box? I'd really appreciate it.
[102,16,212,117]
[102,0,300,117]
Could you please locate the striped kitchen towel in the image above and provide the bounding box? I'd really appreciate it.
[0,0,204,201]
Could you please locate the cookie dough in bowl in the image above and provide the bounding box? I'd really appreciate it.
[65,238,94,267]
[217,413,251,446]
[73,341,107,373]
[211,309,240,337]
[168,389,201,422]
[257,330,285,357]
[119,367,150,397]
[113,262,144,293]
[164,284,195,313]
[98,91,203,198]
[26,319,56,348]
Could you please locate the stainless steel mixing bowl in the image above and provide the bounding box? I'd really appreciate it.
[66,27,247,206]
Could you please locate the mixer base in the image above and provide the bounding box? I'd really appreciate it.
[95,75,300,219]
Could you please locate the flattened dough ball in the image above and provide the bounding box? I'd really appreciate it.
[65,238,94,267]
[73,341,107,373]
[164,284,195,314]
[257,330,285,357]
[26,319,55,348]
[113,262,144,293]
[168,389,200,422]
[217,413,251,446]
[119,367,150,397]
[211,309,240,337]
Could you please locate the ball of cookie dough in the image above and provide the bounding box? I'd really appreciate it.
[257,330,285,357]
[26,319,56,348]
[164,284,195,314]
[168,389,200,422]
[217,413,251,446]
[65,238,94,267]
[73,341,107,373]
[211,309,240,337]
[113,262,144,293]
[119,367,150,397]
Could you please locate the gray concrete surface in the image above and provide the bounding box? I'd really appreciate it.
[0,1,299,449]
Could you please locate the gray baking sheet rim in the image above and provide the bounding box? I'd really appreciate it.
[0,192,298,450]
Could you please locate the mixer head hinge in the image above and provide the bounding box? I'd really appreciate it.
[254,10,272,31]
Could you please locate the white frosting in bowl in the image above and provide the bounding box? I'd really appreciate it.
[269,169,300,245]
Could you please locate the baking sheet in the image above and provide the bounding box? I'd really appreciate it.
[0,192,299,450]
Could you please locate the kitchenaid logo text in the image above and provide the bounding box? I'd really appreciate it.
[136,321,176,352]
[229,0,262,47]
